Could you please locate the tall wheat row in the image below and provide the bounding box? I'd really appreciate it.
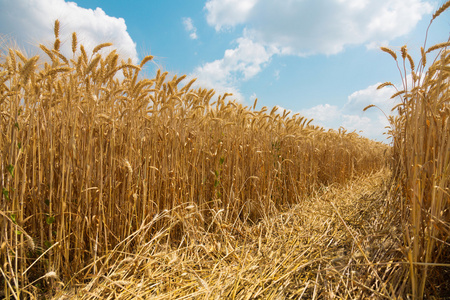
[377,1,450,298]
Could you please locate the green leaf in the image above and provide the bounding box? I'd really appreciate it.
[44,241,52,249]
[214,179,219,187]
[7,164,14,177]
[15,230,22,235]
[14,122,19,130]
[18,142,22,149]
[10,214,17,224]
[2,188,9,200]
[46,216,55,225]
[44,199,50,206]
[214,170,219,177]
[219,157,224,165]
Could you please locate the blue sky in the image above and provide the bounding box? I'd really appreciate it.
[1,0,449,142]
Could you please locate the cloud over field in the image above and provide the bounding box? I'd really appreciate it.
[0,0,138,63]
[189,36,280,103]
[194,37,278,84]
[205,0,433,55]
[300,83,399,142]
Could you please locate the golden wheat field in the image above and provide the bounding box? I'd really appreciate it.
[0,2,449,299]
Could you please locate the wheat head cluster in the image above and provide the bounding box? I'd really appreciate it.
[0,2,449,297]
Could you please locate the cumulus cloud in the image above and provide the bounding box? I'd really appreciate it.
[183,17,198,40]
[196,37,278,83]
[205,0,258,31]
[300,83,400,142]
[300,104,341,124]
[205,0,434,55]
[190,37,279,101]
[345,82,399,115]
[0,0,138,63]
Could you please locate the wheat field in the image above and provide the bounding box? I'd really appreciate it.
[0,3,449,299]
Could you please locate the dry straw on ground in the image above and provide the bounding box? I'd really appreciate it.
[1,2,449,298]
[52,168,400,299]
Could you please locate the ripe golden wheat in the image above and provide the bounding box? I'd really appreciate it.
[376,2,450,297]
[0,20,388,296]
[10,12,450,297]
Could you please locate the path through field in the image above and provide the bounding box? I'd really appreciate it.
[54,168,402,299]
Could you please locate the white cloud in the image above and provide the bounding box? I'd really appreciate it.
[205,0,258,31]
[300,104,341,124]
[183,17,198,40]
[299,82,401,142]
[0,0,138,63]
[345,82,399,116]
[365,40,391,50]
[205,0,434,55]
[191,37,279,100]
[341,114,372,134]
